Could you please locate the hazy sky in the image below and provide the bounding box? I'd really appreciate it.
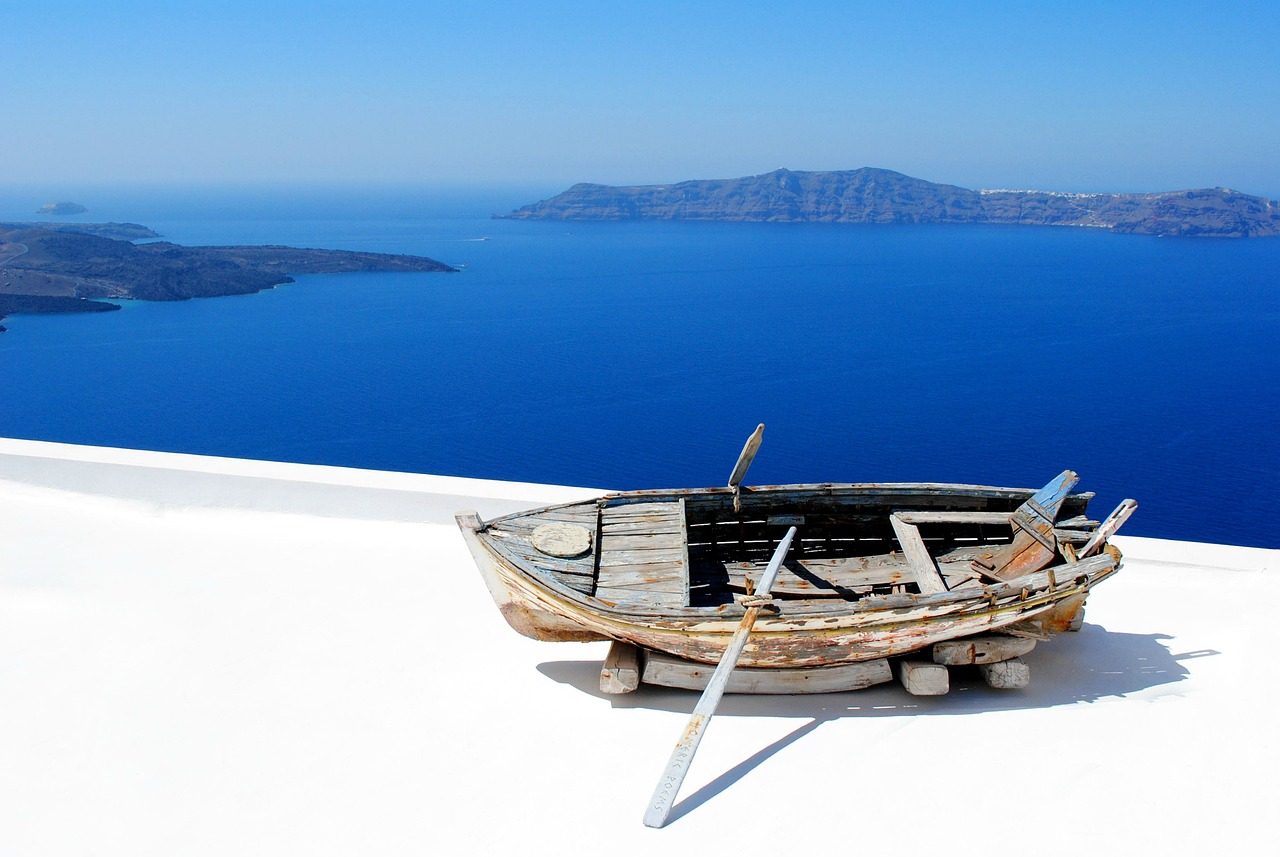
[3,1,1277,195]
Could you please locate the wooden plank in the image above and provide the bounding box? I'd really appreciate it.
[602,519,684,535]
[599,641,643,694]
[704,544,1012,598]
[599,532,685,551]
[1054,529,1092,544]
[677,498,692,607]
[1056,515,1100,529]
[978,657,1030,689]
[485,534,595,576]
[502,508,599,528]
[595,588,686,607]
[895,659,950,696]
[595,576,686,594]
[598,547,685,566]
[601,513,677,528]
[894,511,1012,525]
[594,558,685,576]
[933,635,1037,665]
[890,514,948,595]
[722,565,909,597]
[643,650,893,694]
[601,501,678,518]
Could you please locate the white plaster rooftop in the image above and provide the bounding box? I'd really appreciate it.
[2,437,1276,855]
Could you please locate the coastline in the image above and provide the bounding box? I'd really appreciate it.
[0,222,457,331]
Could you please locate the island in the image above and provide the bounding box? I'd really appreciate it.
[0,223,457,332]
[499,168,1280,238]
[36,201,89,216]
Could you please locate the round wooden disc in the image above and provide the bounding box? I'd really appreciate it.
[530,523,592,558]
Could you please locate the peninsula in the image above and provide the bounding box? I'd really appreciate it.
[500,168,1280,238]
[0,223,456,332]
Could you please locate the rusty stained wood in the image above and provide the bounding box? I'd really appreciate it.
[981,470,1080,581]
[932,634,1037,665]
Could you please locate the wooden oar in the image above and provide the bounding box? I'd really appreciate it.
[1077,499,1138,558]
[728,423,764,513]
[642,525,797,829]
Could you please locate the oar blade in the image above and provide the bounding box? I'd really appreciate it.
[727,423,764,489]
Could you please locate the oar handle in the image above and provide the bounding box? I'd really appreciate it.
[642,527,797,828]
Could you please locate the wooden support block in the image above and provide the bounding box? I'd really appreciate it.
[599,640,643,694]
[933,634,1037,666]
[1068,608,1085,631]
[978,657,1030,689]
[642,651,892,694]
[894,659,950,696]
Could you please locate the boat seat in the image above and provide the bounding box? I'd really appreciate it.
[594,500,690,606]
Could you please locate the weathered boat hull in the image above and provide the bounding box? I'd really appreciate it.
[456,480,1124,670]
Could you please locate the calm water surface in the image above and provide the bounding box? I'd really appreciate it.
[1,186,1276,546]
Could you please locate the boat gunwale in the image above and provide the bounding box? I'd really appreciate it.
[477,520,1119,624]
[480,482,1097,530]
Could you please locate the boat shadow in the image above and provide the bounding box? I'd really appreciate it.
[536,622,1205,718]
[539,623,1207,825]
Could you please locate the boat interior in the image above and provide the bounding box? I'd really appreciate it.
[482,485,1099,610]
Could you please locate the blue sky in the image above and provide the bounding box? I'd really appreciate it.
[2,1,1277,195]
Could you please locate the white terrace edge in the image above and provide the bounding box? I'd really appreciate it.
[0,436,603,524]
[1,436,1275,571]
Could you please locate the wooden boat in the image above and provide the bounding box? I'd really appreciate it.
[456,428,1135,693]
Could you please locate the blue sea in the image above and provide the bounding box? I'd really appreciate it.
[1,184,1277,547]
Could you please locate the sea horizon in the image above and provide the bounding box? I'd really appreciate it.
[2,184,1277,548]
